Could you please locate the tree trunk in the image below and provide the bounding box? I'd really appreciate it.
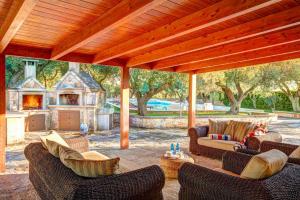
[288,96,300,112]
[137,96,148,116]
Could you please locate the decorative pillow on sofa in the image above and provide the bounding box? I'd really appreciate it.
[58,144,120,177]
[289,146,300,159]
[224,121,254,142]
[208,134,231,141]
[57,143,84,167]
[208,119,230,135]
[64,157,120,177]
[240,149,288,179]
[40,132,69,156]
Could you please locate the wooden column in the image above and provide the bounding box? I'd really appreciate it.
[188,72,196,129]
[120,66,129,149]
[0,54,6,172]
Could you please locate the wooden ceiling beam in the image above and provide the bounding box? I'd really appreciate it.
[129,6,300,67]
[94,0,280,64]
[0,0,38,53]
[4,44,125,66]
[153,26,300,70]
[50,0,165,59]
[175,41,300,72]
[194,51,300,74]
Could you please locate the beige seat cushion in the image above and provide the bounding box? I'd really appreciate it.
[289,146,300,159]
[241,149,288,179]
[41,132,69,157]
[208,119,230,135]
[197,137,238,151]
[224,121,254,142]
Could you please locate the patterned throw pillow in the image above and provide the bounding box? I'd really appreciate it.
[208,134,231,141]
[40,131,69,150]
[224,121,253,142]
[64,157,120,177]
[208,119,230,135]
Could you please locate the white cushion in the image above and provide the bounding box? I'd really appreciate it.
[197,137,238,151]
[289,146,300,159]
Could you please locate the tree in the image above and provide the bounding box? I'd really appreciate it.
[197,72,222,103]
[5,56,24,87]
[130,69,179,116]
[263,59,300,112]
[80,64,119,102]
[215,66,269,114]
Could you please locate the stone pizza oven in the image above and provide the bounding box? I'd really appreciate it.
[6,59,50,132]
[48,62,102,131]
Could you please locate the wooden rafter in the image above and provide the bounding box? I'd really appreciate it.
[50,0,165,59]
[4,44,125,66]
[129,6,300,67]
[194,51,300,74]
[93,0,280,64]
[0,0,38,53]
[154,26,300,70]
[175,41,300,72]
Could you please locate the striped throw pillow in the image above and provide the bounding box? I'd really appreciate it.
[58,144,84,167]
[45,138,69,157]
[40,131,69,151]
[208,119,230,135]
[224,121,254,142]
[64,157,120,177]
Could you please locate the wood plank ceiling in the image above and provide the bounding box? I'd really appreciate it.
[0,0,300,73]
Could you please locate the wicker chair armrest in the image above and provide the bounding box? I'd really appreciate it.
[74,165,165,199]
[245,132,282,151]
[222,151,252,175]
[235,148,260,155]
[64,136,89,153]
[260,141,298,155]
[188,126,209,138]
[178,163,267,199]
[288,157,300,165]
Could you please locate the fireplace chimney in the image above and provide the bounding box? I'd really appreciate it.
[24,59,38,79]
[69,62,80,73]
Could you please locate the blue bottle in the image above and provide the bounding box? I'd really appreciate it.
[176,142,180,153]
[170,143,175,155]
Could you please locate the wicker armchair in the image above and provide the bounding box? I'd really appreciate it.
[188,125,282,160]
[178,151,300,200]
[237,141,300,165]
[24,136,165,200]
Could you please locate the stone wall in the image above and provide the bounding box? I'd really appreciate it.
[113,113,278,129]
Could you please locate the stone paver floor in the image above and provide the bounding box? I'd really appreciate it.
[1,118,300,199]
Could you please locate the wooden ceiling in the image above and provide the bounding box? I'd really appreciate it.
[1,0,300,73]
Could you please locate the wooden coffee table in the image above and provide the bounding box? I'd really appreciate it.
[160,154,194,179]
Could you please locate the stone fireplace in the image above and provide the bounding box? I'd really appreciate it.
[6,59,50,132]
[48,62,102,131]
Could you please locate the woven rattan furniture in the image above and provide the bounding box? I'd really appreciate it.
[237,141,300,165]
[24,136,165,200]
[178,151,300,200]
[188,125,282,160]
[160,155,194,179]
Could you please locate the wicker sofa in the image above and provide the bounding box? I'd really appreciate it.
[189,125,282,159]
[24,136,165,200]
[178,151,300,200]
[237,141,300,165]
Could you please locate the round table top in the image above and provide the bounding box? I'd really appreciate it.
[160,154,194,163]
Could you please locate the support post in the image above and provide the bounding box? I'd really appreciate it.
[120,66,129,149]
[188,72,196,129]
[0,54,6,172]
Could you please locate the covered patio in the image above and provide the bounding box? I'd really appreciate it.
[1,0,300,199]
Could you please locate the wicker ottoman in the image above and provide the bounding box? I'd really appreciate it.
[160,155,194,179]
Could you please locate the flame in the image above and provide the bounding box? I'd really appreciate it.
[23,95,42,110]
